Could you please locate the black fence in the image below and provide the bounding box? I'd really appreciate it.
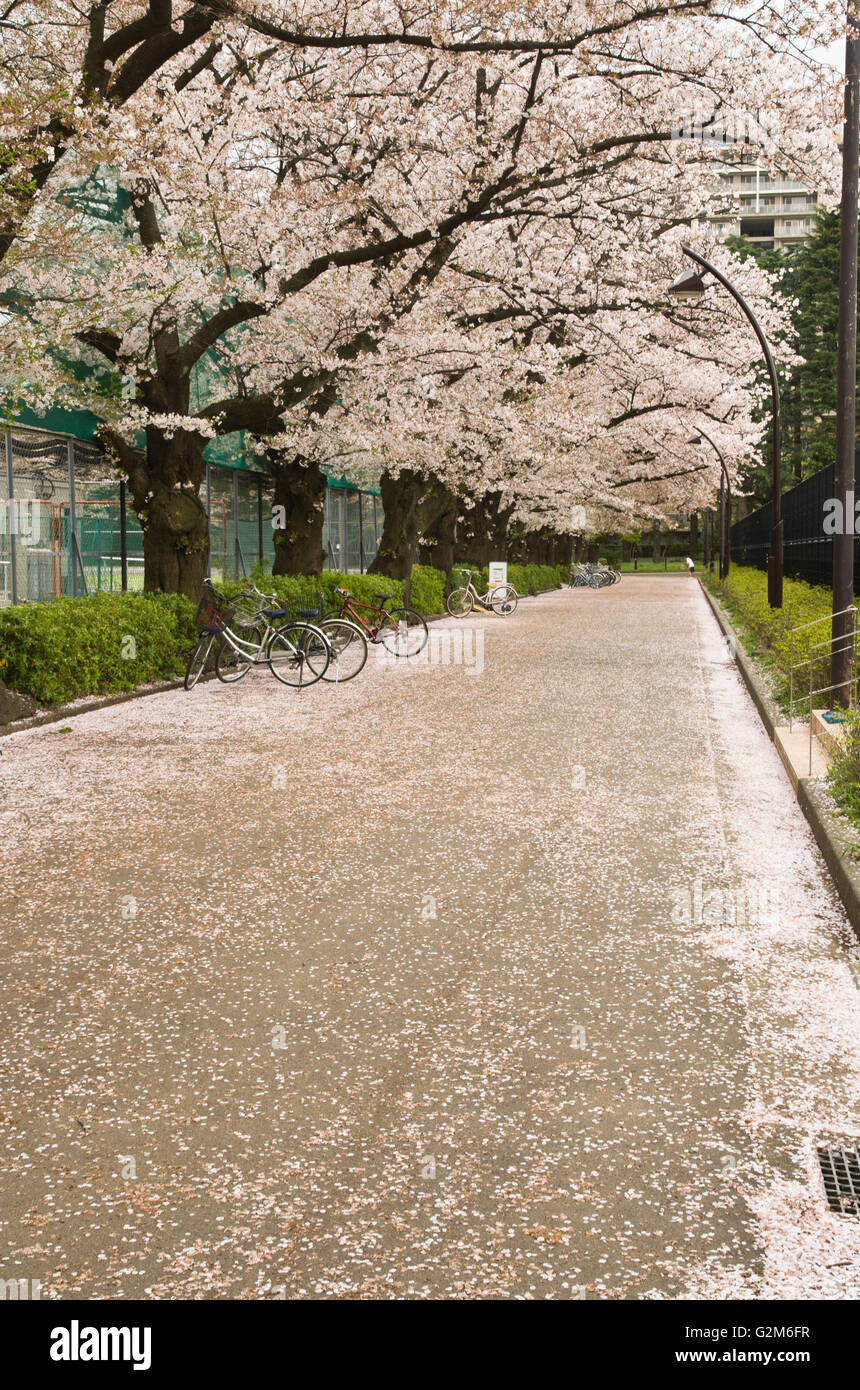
[730,448,860,588]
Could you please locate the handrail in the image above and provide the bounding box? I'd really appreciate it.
[789,604,857,733]
[789,605,856,636]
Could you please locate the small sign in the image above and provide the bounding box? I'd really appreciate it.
[488,561,507,587]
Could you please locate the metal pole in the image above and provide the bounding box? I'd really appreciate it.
[695,425,731,580]
[232,468,240,579]
[5,429,17,605]
[67,436,77,598]
[833,7,860,706]
[358,491,365,573]
[257,475,264,569]
[119,478,128,591]
[681,245,782,606]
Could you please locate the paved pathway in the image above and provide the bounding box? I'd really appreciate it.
[1,577,860,1299]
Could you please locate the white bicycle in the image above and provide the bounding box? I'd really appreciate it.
[446,569,518,617]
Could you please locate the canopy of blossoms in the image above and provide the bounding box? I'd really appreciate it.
[0,1,845,588]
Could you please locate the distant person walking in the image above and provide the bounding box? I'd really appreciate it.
[685,556,696,576]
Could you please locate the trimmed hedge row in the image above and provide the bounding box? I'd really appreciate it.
[0,560,564,710]
[703,566,836,705]
[463,562,568,594]
[0,591,197,706]
[227,564,446,620]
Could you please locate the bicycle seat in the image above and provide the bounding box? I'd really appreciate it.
[297,609,318,620]
[262,606,286,619]
[374,593,394,606]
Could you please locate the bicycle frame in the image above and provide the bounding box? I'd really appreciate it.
[458,572,509,607]
[334,594,391,640]
[202,608,328,664]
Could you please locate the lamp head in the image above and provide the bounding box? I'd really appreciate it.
[668,269,706,300]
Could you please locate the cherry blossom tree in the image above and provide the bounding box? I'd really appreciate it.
[0,0,842,593]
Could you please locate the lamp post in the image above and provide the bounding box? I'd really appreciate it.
[688,429,731,580]
[831,8,860,706]
[669,245,782,606]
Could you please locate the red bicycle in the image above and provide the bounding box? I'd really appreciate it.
[325,587,428,658]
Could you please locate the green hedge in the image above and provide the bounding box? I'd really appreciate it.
[457,562,566,594]
[0,558,563,710]
[0,565,447,708]
[236,564,446,616]
[704,565,838,707]
[0,591,197,706]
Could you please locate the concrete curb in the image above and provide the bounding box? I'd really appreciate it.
[0,678,186,739]
[698,581,781,736]
[796,778,860,941]
[698,578,860,944]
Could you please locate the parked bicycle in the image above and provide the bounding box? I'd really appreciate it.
[184,581,333,690]
[569,562,620,589]
[324,586,429,657]
[446,569,518,617]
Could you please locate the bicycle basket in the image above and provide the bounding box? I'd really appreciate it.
[194,582,232,632]
[272,591,325,624]
[231,589,266,630]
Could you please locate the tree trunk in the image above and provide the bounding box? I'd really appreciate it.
[131,428,209,599]
[689,511,699,556]
[417,481,458,593]
[368,469,425,584]
[269,453,327,576]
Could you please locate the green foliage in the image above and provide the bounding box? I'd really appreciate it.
[827,711,860,847]
[230,563,447,615]
[507,563,566,593]
[458,562,565,594]
[727,211,847,499]
[0,555,552,710]
[0,591,196,705]
[704,565,838,705]
[408,565,446,614]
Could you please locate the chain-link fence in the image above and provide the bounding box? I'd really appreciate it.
[1,426,383,606]
[323,485,383,571]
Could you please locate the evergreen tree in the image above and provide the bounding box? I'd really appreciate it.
[728,210,851,504]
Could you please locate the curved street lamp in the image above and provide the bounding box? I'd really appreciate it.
[668,245,782,607]
[688,428,731,580]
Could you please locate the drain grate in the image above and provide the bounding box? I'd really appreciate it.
[817,1145,860,1218]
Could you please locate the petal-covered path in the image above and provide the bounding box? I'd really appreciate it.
[2,577,860,1299]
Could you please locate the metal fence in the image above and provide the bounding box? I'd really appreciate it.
[730,448,860,587]
[1,426,383,605]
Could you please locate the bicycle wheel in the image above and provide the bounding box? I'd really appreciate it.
[184,633,215,690]
[446,588,473,617]
[490,585,517,616]
[319,618,368,682]
[215,637,255,682]
[267,622,330,688]
[379,607,429,657]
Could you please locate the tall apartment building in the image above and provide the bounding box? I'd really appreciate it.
[710,165,819,251]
